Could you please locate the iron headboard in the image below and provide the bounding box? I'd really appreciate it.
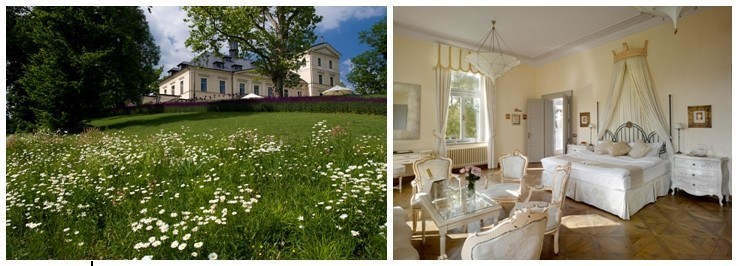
[602,121,666,156]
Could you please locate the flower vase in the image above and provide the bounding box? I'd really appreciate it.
[467,181,476,198]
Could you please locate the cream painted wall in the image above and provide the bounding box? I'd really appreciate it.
[392,34,538,161]
[394,7,730,171]
[535,7,731,160]
[393,35,437,151]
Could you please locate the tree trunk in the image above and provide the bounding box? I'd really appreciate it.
[274,76,284,98]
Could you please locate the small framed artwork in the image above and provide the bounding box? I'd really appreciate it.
[688,105,711,128]
[505,114,510,119]
[579,112,590,127]
[523,114,527,120]
[512,114,521,125]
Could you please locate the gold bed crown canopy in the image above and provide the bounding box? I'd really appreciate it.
[612,40,648,62]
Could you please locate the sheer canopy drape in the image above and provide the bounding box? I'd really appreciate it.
[434,68,452,157]
[484,76,496,168]
[598,42,674,158]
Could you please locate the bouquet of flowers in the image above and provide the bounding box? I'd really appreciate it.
[459,165,482,190]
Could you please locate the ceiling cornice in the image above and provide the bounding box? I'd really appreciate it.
[394,7,708,67]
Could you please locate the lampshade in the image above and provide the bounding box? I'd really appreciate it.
[465,20,520,80]
[674,122,685,129]
[634,6,684,34]
[588,123,596,129]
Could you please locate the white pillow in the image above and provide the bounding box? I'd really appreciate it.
[594,140,612,155]
[645,142,663,157]
[628,139,652,158]
[608,142,631,156]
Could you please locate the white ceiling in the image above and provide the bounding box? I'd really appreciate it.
[394,6,707,66]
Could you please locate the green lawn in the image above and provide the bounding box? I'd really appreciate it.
[6,111,387,260]
[91,112,386,138]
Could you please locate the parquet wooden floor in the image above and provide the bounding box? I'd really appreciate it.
[392,163,732,260]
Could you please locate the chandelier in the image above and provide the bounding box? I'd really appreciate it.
[634,7,684,34]
[465,20,520,80]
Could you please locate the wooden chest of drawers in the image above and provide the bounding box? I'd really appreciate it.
[671,154,730,206]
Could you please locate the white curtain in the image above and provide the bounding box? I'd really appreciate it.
[434,68,452,157]
[484,76,496,168]
[598,53,674,158]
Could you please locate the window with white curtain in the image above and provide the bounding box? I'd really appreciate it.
[446,70,485,144]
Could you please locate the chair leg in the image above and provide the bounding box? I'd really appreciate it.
[553,229,560,255]
[421,217,426,245]
[411,209,418,232]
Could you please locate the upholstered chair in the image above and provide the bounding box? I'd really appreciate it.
[410,153,453,239]
[510,162,572,254]
[481,150,528,202]
[461,206,548,260]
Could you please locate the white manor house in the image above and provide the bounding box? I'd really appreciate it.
[157,41,341,102]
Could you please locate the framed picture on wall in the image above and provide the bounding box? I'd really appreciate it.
[512,114,521,125]
[579,112,590,127]
[688,105,712,128]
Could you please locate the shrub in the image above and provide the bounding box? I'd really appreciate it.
[97,96,386,118]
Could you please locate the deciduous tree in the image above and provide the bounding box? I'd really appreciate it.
[347,19,386,95]
[184,7,322,98]
[10,6,160,133]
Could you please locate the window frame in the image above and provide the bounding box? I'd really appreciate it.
[254,85,260,95]
[219,80,226,94]
[200,78,207,92]
[445,71,486,145]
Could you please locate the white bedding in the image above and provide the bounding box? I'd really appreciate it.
[541,149,672,220]
[541,149,670,190]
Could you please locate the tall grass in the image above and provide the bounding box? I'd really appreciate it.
[6,118,386,259]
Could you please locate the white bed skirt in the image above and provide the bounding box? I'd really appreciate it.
[542,170,671,220]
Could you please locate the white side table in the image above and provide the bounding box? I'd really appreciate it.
[393,150,431,192]
[672,154,730,206]
[566,144,593,154]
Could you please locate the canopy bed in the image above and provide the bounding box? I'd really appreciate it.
[541,41,675,220]
[542,122,670,220]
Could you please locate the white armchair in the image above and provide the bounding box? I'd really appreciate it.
[410,153,453,240]
[461,206,548,260]
[481,150,528,202]
[510,162,572,254]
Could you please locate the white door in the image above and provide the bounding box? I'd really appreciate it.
[543,91,572,157]
[527,99,545,162]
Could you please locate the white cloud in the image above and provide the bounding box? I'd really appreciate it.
[340,59,355,88]
[315,7,385,32]
[143,6,197,73]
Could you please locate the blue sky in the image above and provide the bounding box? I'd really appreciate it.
[143,6,386,89]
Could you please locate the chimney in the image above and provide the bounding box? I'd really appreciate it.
[229,40,239,59]
[320,36,324,43]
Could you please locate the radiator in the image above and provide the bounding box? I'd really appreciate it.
[448,146,488,168]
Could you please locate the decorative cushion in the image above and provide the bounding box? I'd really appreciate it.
[608,142,631,156]
[645,142,663,157]
[628,139,652,158]
[594,140,612,155]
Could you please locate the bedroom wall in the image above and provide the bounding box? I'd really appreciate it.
[393,34,538,161]
[393,34,437,152]
[535,7,731,163]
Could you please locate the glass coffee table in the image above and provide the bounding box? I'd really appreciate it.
[419,187,502,260]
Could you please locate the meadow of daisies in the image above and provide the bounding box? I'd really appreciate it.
[5,112,387,259]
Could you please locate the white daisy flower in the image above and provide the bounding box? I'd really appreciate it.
[339,214,348,220]
[208,253,218,260]
[178,243,187,250]
[351,230,360,237]
[194,242,203,248]
[170,240,179,248]
[142,255,153,260]
[191,252,198,257]
[182,233,191,241]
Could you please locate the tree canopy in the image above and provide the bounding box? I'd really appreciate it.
[184,7,322,98]
[347,18,387,95]
[6,6,160,133]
